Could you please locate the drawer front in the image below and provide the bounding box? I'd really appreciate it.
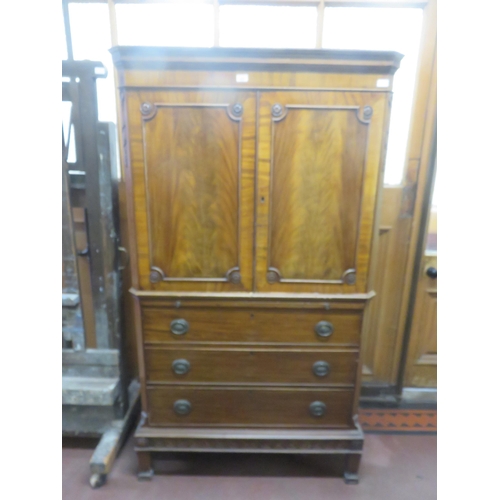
[147,386,353,427]
[145,347,358,385]
[142,308,361,345]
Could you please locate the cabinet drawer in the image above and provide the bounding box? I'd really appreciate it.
[142,308,361,345]
[145,347,358,385]
[147,386,354,427]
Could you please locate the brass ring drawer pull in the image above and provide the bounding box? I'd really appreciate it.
[315,321,334,338]
[173,399,192,416]
[172,359,191,375]
[312,361,331,377]
[309,401,327,417]
[170,319,189,335]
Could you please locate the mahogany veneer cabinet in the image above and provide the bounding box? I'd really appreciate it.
[112,46,402,484]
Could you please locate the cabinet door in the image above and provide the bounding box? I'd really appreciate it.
[255,91,390,294]
[125,91,255,291]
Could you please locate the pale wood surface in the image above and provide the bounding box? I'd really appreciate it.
[404,253,437,387]
[121,69,395,92]
[131,289,375,303]
[361,187,412,383]
[393,0,436,388]
[360,0,437,389]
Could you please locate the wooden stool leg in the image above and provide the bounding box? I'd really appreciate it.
[344,453,361,484]
[137,450,154,481]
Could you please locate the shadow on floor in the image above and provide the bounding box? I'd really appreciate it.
[152,452,345,478]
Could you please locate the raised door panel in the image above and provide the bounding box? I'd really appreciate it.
[404,254,437,387]
[124,91,255,291]
[255,91,389,293]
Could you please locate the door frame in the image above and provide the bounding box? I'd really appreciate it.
[360,0,436,401]
[398,128,437,392]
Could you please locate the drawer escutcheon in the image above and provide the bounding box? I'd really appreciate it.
[170,319,189,335]
[173,399,192,416]
[312,361,331,377]
[172,359,191,375]
[315,321,334,338]
[309,401,327,417]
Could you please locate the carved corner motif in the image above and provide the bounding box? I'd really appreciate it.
[272,103,283,117]
[140,101,157,121]
[342,269,357,285]
[271,103,288,122]
[150,266,166,283]
[226,267,242,284]
[356,105,373,124]
[227,103,243,122]
[266,267,282,284]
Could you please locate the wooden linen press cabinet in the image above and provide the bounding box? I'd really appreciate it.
[112,46,402,483]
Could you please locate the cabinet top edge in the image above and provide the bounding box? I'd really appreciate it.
[129,288,376,302]
[110,46,403,75]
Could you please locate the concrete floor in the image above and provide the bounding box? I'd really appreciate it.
[62,432,436,499]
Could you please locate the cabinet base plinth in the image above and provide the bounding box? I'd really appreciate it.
[134,422,363,482]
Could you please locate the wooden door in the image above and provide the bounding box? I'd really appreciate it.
[404,160,437,387]
[255,91,390,294]
[124,91,256,292]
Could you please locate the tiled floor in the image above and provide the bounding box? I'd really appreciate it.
[62,432,436,499]
[359,408,437,433]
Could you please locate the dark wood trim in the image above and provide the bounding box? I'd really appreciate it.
[110,46,403,74]
[133,296,149,419]
[360,383,398,407]
[135,422,364,453]
[119,85,393,93]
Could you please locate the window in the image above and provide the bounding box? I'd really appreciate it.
[62,101,76,164]
[62,2,426,185]
[115,3,214,47]
[69,2,116,124]
[62,6,68,61]
[323,8,423,185]
[219,5,317,48]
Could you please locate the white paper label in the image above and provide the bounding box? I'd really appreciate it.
[376,78,390,88]
[236,73,249,83]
